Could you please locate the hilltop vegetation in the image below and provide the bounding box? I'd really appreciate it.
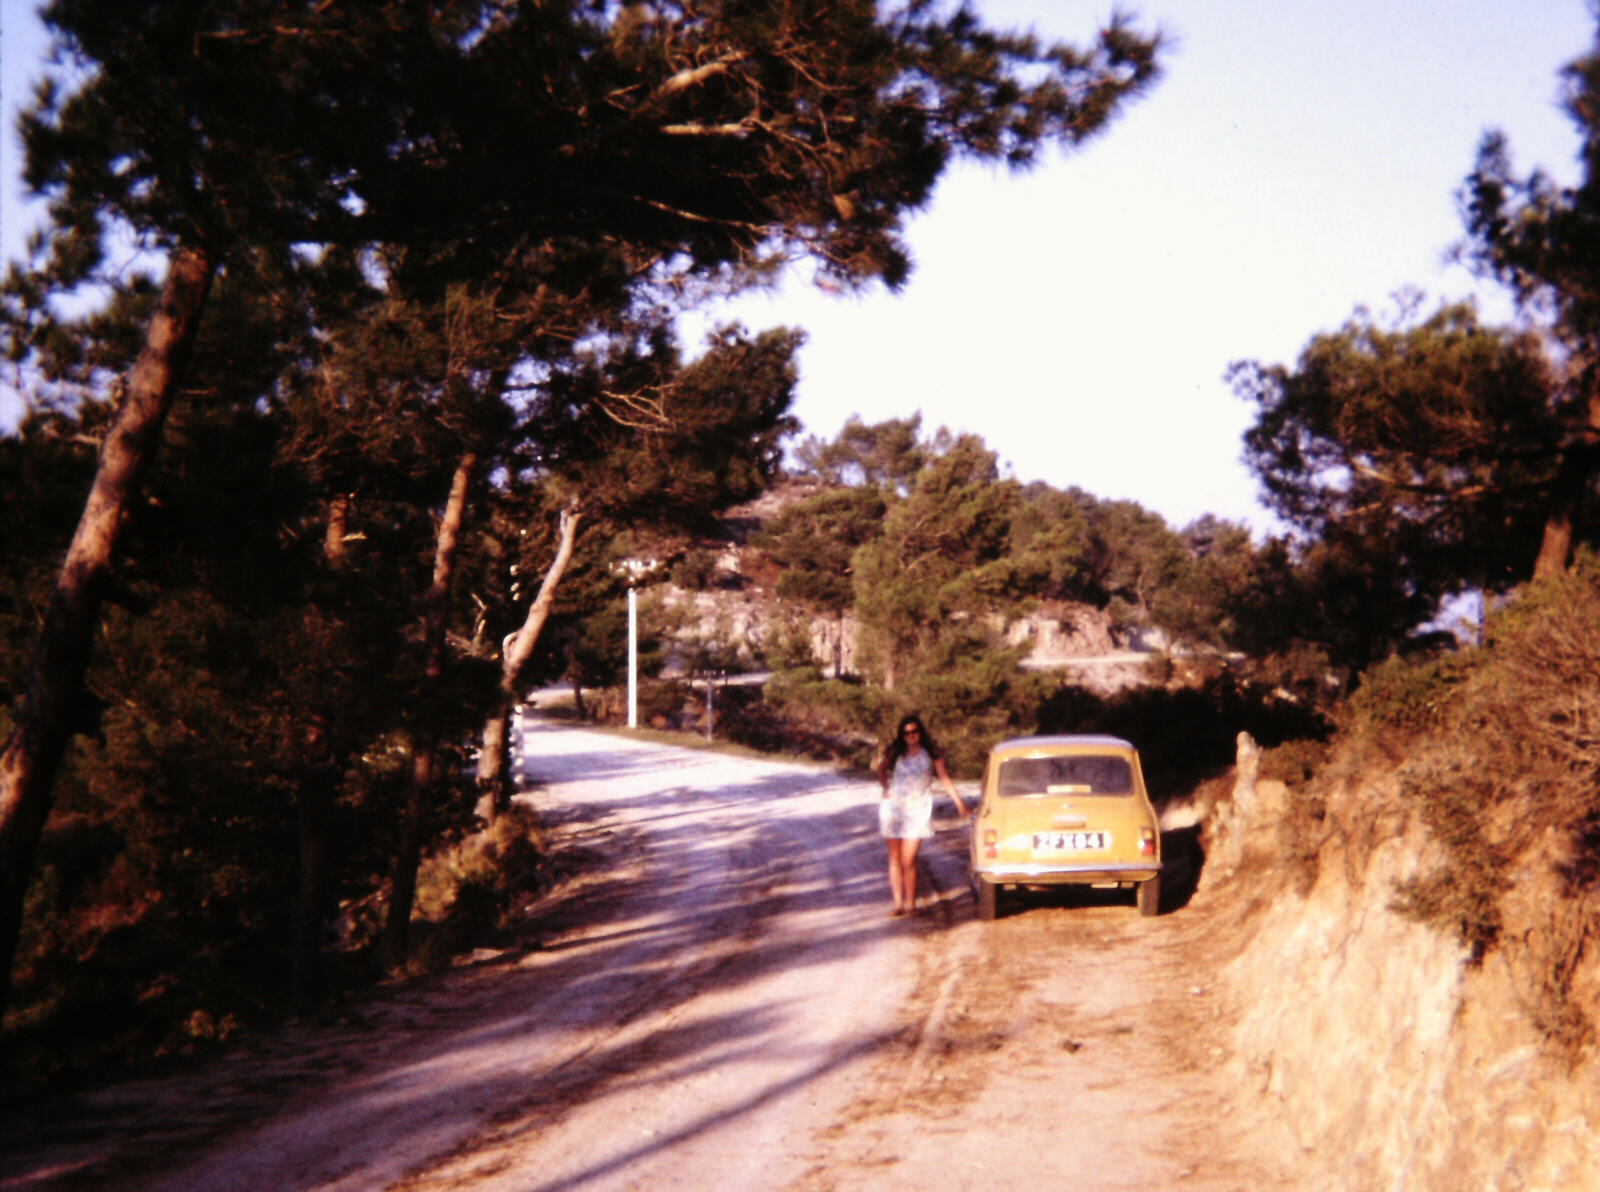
[591,414,1340,781]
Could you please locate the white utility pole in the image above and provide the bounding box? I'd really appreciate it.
[627,584,639,729]
[615,556,655,730]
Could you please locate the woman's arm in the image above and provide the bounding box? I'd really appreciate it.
[933,757,969,817]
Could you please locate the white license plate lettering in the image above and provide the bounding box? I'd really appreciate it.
[1031,831,1108,852]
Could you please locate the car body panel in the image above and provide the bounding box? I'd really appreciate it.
[970,735,1161,897]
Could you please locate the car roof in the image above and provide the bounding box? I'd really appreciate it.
[989,734,1136,755]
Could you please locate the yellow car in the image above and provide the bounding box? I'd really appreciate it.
[970,734,1162,919]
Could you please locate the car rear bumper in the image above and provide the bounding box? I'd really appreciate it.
[973,861,1161,885]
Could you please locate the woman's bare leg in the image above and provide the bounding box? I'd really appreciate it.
[886,839,906,911]
[898,838,921,910]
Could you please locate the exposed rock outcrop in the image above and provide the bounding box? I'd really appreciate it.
[659,580,1145,687]
[1206,734,1600,1190]
[1002,601,1119,659]
[647,487,1153,686]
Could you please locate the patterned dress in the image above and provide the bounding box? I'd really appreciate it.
[879,748,935,840]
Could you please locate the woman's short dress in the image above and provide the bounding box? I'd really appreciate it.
[879,749,935,840]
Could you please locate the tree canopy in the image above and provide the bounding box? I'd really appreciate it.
[2,0,1167,1044]
[1458,19,1600,574]
[1232,300,1561,608]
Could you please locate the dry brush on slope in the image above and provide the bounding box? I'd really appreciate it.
[1199,563,1600,1189]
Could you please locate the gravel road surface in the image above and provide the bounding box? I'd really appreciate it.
[3,718,1294,1191]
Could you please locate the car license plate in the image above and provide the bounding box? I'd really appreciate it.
[1031,831,1108,852]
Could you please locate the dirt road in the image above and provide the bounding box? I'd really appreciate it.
[4,720,1294,1191]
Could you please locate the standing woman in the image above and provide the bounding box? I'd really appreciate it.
[876,714,969,915]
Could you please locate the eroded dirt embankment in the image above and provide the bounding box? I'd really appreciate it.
[1205,733,1600,1191]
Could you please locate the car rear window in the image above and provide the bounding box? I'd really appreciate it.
[997,754,1133,796]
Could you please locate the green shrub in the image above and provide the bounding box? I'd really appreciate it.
[671,548,719,591]
[1344,651,1477,738]
[1390,768,1506,961]
[1036,674,1331,797]
[761,672,889,768]
[1252,738,1335,895]
[762,615,821,672]
[1277,784,1328,896]
[887,660,1052,777]
[1260,737,1332,788]
[407,805,551,973]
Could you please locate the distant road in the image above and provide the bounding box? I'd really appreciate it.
[1021,650,1151,670]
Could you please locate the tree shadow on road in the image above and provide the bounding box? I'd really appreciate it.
[2,732,965,1191]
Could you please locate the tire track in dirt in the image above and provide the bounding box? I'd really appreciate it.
[781,828,1299,1192]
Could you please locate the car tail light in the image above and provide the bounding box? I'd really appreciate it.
[982,829,998,860]
[1139,827,1157,857]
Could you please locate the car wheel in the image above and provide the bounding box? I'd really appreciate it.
[1137,876,1160,917]
[976,878,999,921]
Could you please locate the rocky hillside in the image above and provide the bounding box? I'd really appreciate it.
[661,484,1150,693]
[1200,732,1600,1190]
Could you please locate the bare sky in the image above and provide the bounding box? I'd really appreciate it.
[3,0,1595,532]
[693,0,1594,532]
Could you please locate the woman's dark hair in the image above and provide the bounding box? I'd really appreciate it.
[884,713,942,767]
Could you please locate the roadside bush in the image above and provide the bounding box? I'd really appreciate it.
[1036,674,1331,797]
[1391,766,1507,960]
[887,656,1052,777]
[761,672,889,769]
[635,678,697,729]
[705,682,865,761]
[1277,785,1329,897]
[406,806,551,974]
[762,613,822,673]
[2,715,302,1095]
[670,548,720,591]
[1254,738,1336,896]
[1344,650,1478,742]
[1259,737,1333,788]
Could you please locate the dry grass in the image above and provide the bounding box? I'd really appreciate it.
[1359,563,1600,1059]
[406,806,553,974]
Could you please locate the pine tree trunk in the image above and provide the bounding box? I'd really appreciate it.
[383,449,477,972]
[0,241,215,1010]
[290,500,352,1012]
[1533,501,1575,580]
[474,711,509,822]
[292,772,332,1013]
[324,492,351,566]
[475,501,582,819]
[1533,389,1600,579]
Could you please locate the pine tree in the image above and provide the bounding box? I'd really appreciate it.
[1460,17,1600,574]
[1231,301,1562,626]
[2,0,1162,1001]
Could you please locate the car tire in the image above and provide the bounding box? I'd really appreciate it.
[976,878,999,921]
[1137,876,1161,917]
